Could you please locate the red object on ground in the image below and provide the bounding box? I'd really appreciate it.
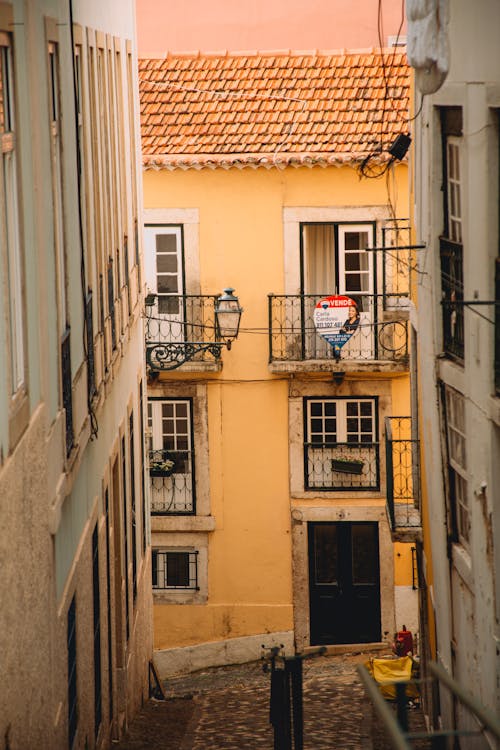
[396,628,413,656]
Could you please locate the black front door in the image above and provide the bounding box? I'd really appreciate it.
[308,521,381,645]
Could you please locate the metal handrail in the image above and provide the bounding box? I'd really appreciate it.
[357,660,500,748]
[357,664,413,750]
[428,661,500,740]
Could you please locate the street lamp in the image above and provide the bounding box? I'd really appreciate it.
[215,287,242,348]
[145,287,243,371]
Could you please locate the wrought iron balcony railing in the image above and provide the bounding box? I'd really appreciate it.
[440,236,464,363]
[385,416,421,539]
[61,326,74,456]
[304,442,379,491]
[268,294,409,364]
[145,294,221,370]
[149,448,194,514]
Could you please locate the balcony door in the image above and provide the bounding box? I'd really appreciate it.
[301,223,375,358]
[308,521,381,645]
[148,399,194,514]
[144,225,185,342]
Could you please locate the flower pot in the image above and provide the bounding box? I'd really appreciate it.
[331,458,364,475]
[150,468,174,477]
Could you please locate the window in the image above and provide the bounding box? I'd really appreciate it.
[144,225,184,316]
[67,595,78,748]
[446,137,462,243]
[152,549,199,590]
[440,108,464,362]
[91,526,102,739]
[147,398,195,513]
[304,397,379,490]
[48,41,68,332]
[1,33,25,395]
[444,385,469,546]
[300,222,376,359]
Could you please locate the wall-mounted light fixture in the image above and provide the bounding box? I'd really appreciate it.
[145,287,243,371]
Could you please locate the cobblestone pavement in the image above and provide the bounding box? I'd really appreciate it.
[115,650,426,749]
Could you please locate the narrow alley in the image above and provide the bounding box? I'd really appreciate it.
[114,650,426,749]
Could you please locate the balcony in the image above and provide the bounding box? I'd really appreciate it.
[145,294,221,372]
[305,442,379,491]
[385,417,421,542]
[149,449,194,514]
[440,236,464,363]
[268,294,409,373]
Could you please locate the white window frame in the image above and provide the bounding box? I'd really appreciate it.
[304,397,379,491]
[1,33,25,394]
[144,224,184,321]
[446,136,462,244]
[147,398,195,514]
[444,385,469,546]
[306,398,376,443]
[48,41,67,334]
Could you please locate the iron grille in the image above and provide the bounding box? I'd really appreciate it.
[152,550,199,590]
[304,442,379,491]
[268,294,408,363]
[385,416,421,531]
[85,291,96,400]
[61,327,74,456]
[107,258,116,351]
[149,448,195,514]
[145,294,221,369]
[440,236,464,362]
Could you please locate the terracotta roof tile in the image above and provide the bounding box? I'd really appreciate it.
[139,49,410,170]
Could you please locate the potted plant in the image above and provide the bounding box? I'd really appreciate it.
[149,457,175,477]
[331,456,364,475]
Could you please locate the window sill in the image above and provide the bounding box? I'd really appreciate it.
[151,515,216,533]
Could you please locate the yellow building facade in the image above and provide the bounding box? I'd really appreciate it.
[139,51,419,675]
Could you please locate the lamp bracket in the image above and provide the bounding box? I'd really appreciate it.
[146,341,224,371]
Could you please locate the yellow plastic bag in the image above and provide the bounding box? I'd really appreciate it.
[365,656,419,700]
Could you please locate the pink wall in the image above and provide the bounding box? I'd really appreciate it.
[136,0,406,57]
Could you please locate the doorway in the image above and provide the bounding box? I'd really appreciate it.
[308,521,381,645]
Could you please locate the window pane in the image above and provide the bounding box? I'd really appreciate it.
[310,402,323,416]
[314,526,338,584]
[157,275,178,294]
[352,524,377,584]
[166,552,190,587]
[156,234,177,253]
[176,403,188,418]
[311,418,323,435]
[324,418,336,434]
[324,402,336,417]
[158,296,179,314]
[156,254,177,273]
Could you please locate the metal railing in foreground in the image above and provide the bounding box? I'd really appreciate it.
[357,660,500,749]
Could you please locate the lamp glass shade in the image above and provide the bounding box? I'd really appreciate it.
[216,288,242,340]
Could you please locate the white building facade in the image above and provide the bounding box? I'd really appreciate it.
[408,0,500,736]
[0,2,152,748]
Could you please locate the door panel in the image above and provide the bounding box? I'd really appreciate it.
[308,521,381,645]
[144,225,185,341]
[338,226,375,358]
